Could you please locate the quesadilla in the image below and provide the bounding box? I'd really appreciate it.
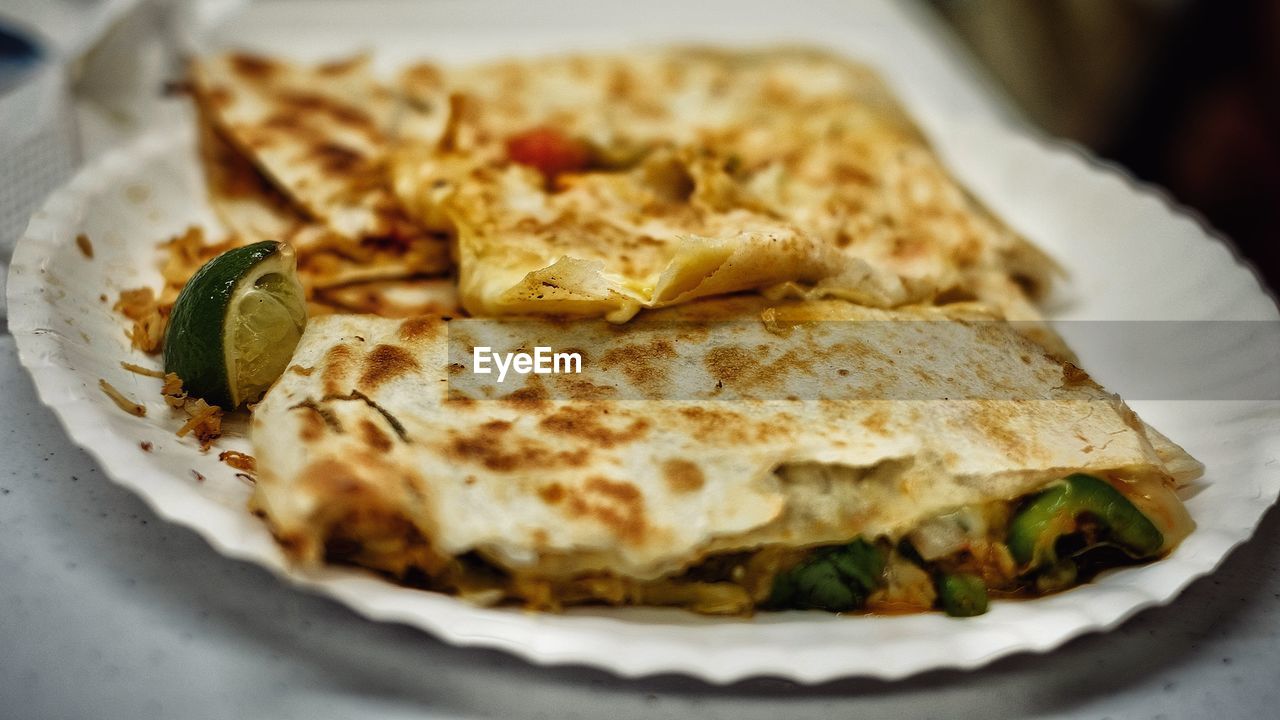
[389,48,1057,324]
[190,52,451,286]
[136,46,1203,619]
[249,299,1196,614]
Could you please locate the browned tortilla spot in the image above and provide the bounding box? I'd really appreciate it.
[277,91,379,135]
[299,458,365,496]
[311,142,367,174]
[445,430,590,472]
[445,430,513,470]
[672,406,752,443]
[275,90,334,112]
[500,384,550,411]
[358,344,422,389]
[1061,361,1094,387]
[890,234,929,261]
[229,53,277,79]
[559,378,617,401]
[860,408,891,436]
[951,236,983,268]
[662,459,705,493]
[538,483,566,504]
[702,345,757,385]
[401,63,444,90]
[538,405,650,447]
[260,112,302,133]
[317,56,364,76]
[274,532,310,560]
[205,86,232,109]
[443,393,476,409]
[294,403,333,440]
[398,315,443,342]
[564,477,647,544]
[599,339,675,392]
[321,343,355,395]
[360,419,393,452]
[968,402,1034,461]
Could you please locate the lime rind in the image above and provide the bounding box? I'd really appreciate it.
[163,240,307,408]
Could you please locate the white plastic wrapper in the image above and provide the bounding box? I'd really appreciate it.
[0,23,76,320]
[0,0,246,318]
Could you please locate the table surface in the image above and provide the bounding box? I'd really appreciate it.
[4,2,1279,718]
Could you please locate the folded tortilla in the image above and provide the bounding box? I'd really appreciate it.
[190,52,451,285]
[194,110,305,245]
[250,298,1196,610]
[390,48,1057,322]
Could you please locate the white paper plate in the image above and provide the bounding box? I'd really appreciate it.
[8,114,1280,683]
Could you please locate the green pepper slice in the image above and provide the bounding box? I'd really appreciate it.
[1007,473,1163,571]
[936,572,989,617]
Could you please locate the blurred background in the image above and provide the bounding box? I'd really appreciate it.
[927,0,1280,291]
[2,0,1278,296]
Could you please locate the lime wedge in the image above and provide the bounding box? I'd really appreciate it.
[163,241,307,408]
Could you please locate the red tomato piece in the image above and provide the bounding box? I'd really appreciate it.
[505,127,593,178]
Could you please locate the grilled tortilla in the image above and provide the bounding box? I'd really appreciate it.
[190,52,451,286]
[195,111,304,245]
[250,298,1196,613]
[160,47,1197,617]
[390,48,1056,323]
[195,117,445,289]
